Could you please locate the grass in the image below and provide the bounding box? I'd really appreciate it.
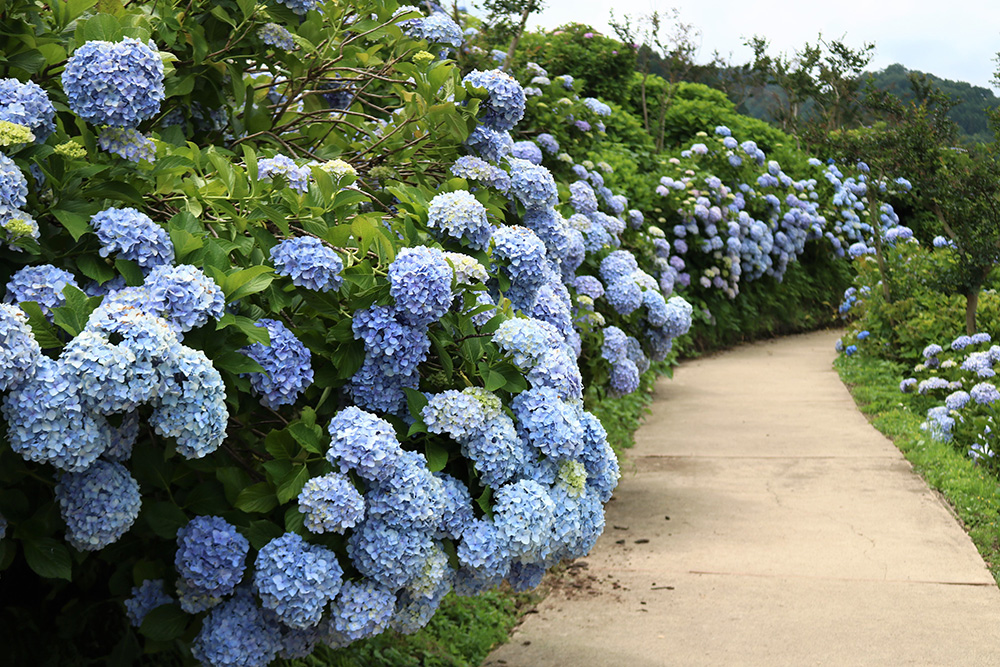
[835,353,1000,584]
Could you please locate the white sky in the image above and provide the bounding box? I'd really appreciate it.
[522,0,1000,92]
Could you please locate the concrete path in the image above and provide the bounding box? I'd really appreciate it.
[485,330,1000,666]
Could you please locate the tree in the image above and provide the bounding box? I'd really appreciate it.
[609,8,700,151]
[478,0,545,68]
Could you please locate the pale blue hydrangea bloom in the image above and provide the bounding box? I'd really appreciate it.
[90,207,175,270]
[175,515,249,605]
[388,246,454,326]
[298,472,366,534]
[511,141,543,164]
[450,155,510,192]
[4,264,79,316]
[512,386,585,460]
[970,382,1000,405]
[271,236,344,292]
[258,22,297,51]
[324,579,396,644]
[427,190,494,249]
[0,303,39,390]
[62,38,165,128]
[352,304,430,377]
[146,264,225,332]
[0,78,56,140]
[191,588,281,667]
[55,459,141,550]
[150,345,228,458]
[402,12,464,47]
[463,69,525,131]
[124,579,173,627]
[347,518,436,589]
[326,406,405,483]
[255,532,344,629]
[258,154,311,193]
[242,318,313,409]
[98,127,156,162]
[493,479,556,559]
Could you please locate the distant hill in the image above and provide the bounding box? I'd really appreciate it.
[695,62,999,144]
[865,64,999,143]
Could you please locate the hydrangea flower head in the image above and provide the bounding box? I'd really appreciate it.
[90,207,175,270]
[427,190,494,249]
[0,303,39,390]
[55,460,141,550]
[4,264,79,317]
[327,407,405,482]
[271,236,344,292]
[402,12,464,47]
[242,318,314,409]
[192,588,281,667]
[463,69,525,131]
[258,154,311,193]
[146,264,225,332]
[254,532,344,629]
[258,22,298,51]
[0,78,55,140]
[0,152,27,210]
[175,515,249,602]
[298,472,366,534]
[125,579,173,627]
[150,345,228,459]
[98,127,155,162]
[388,246,453,326]
[62,38,165,128]
[508,159,557,207]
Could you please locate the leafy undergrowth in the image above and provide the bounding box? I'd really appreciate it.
[587,361,672,456]
[835,354,1000,584]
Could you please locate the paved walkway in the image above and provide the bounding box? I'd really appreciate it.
[485,330,1000,666]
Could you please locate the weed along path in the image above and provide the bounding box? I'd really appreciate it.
[485,330,1000,666]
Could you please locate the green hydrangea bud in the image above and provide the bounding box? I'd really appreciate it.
[2,216,35,239]
[558,460,587,497]
[369,165,396,182]
[413,50,435,66]
[55,140,87,159]
[0,120,34,146]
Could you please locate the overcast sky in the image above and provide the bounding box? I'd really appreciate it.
[524,1,1000,92]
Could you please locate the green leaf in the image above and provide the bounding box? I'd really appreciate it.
[19,302,63,349]
[214,350,266,375]
[114,259,145,286]
[484,368,505,392]
[23,537,72,581]
[247,520,284,551]
[217,313,270,345]
[276,465,310,504]
[51,285,102,337]
[143,501,188,539]
[425,441,449,472]
[223,266,274,303]
[52,209,92,241]
[475,486,494,520]
[78,13,123,42]
[235,482,278,513]
[75,255,116,284]
[139,604,188,642]
[404,387,429,421]
[288,422,325,455]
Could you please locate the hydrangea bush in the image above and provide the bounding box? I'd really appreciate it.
[0,2,696,664]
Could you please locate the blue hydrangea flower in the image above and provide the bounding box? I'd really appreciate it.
[0,302,39,390]
[347,518,436,590]
[124,579,173,627]
[457,518,510,582]
[324,579,396,644]
[90,207,175,270]
[150,345,228,458]
[255,532,344,629]
[0,152,27,211]
[462,413,529,488]
[512,386,585,460]
[258,22,297,51]
[508,159,557,207]
[353,305,430,377]
[278,0,320,14]
[921,406,955,443]
[493,317,562,369]
[55,459,141,550]
[402,12,464,47]
[4,264,78,317]
[390,572,452,634]
[258,154,311,193]
[493,479,555,559]
[0,78,56,140]
[298,472,366,534]
[463,69,525,131]
[2,356,110,472]
[435,472,475,540]
[62,38,165,128]
[946,390,971,410]
[175,515,249,603]
[364,451,444,531]
[599,251,638,283]
[427,190,494,249]
[422,388,500,441]
[511,141,543,164]
[491,225,547,299]
[345,356,416,416]
[450,155,511,192]
[327,406,405,483]
[242,319,313,409]
[526,345,583,399]
[536,133,559,154]
[271,236,344,292]
[605,279,642,315]
[601,326,628,363]
[970,382,1000,405]
[98,127,156,162]
[465,125,513,163]
[192,588,281,667]
[60,329,147,415]
[146,264,225,332]
[388,246,453,326]
[609,358,640,396]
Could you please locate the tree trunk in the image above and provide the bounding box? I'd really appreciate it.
[966,290,979,335]
[640,70,650,133]
[502,4,534,71]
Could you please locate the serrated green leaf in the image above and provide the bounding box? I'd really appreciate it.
[214,349,266,375]
[51,209,92,241]
[143,501,188,539]
[404,387,429,420]
[23,537,72,581]
[215,467,251,505]
[288,422,325,454]
[51,284,102,337]
[223,266,274,303]
[475,486,493,519]
[247,520,283,551]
